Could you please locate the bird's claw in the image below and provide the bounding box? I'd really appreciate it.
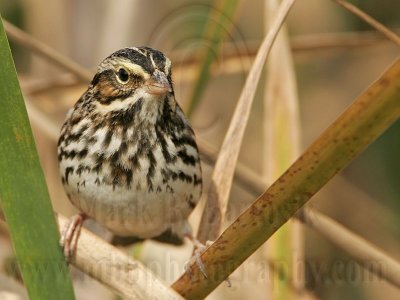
[60,213,86,259]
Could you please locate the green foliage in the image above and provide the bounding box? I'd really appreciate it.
[0,18,75,299]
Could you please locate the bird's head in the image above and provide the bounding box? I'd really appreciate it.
[90,47,173,112]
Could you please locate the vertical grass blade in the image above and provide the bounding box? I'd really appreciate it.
[263,0,303,298]
[0,18,75,300]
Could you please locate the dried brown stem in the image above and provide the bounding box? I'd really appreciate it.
[6,16,397,88]
[172,57,400,298]
[263,0,304,297]
[197,137,265,196]
[3,19,92,82]
[333,0,400,47]
[57,214,183,300]
[20,73,79,95]
[298,208,400,289]
[196,0,297,243]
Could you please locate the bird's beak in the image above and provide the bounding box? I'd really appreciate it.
[145,70,172,95]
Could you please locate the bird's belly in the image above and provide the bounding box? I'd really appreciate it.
[62,166,201,238]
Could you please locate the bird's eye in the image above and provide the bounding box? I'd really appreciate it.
[116,67,129,83]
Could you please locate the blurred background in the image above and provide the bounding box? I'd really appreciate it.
[0,0,399,299]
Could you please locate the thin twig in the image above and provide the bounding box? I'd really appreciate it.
[333,0,400,47]
[2,19,93,82]
[196,0,297,243]
[291,30,394,51]
[298,208,400,288]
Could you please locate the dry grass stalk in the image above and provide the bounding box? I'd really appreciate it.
[196,0,297,243]
[333,0,400,47]
[298,208,400,289]
[291,30,396,51]
[21,73,78,96]
[171,57,400,298]
[198,139,400,289]
[263,0,303,297]
[197,137,266,196]
[197,135,400,292]
[6,17,397,90]
[3,19,92,82]
[57,214,183,300]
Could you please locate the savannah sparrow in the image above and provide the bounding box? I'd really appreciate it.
[58,47,202,256]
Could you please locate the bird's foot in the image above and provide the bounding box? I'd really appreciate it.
[184,234,231,287]
[184,235,212,279]
[60,213,87,259]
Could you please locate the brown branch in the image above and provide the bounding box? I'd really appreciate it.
[333,0,400,47]
[172,57,400,298]
[197,140,400,286]
[196,0,297,243]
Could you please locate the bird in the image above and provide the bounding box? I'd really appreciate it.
[58,47,203,258]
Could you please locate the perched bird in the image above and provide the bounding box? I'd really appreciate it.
[58,47,202,256]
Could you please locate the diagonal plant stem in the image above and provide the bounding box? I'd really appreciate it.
[198,138,400,290]
[6,16,398,90]
[2,19,92,82]
[196,0,297,244]
[333,0,400,47]
[172,57,400,298]
[297,208,400,289]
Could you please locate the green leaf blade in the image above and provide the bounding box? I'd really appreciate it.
[0,18,75,300]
